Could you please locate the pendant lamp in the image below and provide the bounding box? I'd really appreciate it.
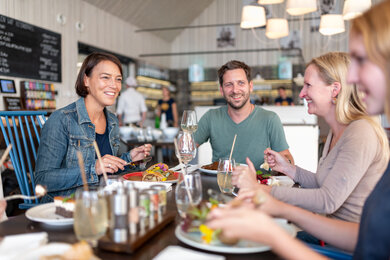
[319,14,345,36]
[240,4,266,28]
[343,0,372,20]
[266,19,289,39]
[286,0,317,16]
[258,0,284,4]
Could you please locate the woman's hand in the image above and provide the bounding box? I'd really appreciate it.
[130,144,152,162]
[237,188,286,218]
[207,205,282,245]
[95,154,127,175]
[232,157,258,190]
[264,148,296,179]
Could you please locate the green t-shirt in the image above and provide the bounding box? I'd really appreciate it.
[194,106,289,169]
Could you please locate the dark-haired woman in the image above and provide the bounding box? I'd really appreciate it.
[35,52,151,202]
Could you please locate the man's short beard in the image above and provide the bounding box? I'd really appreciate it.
[225,94,250,110]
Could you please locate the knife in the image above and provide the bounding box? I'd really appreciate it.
[125,156,153,167]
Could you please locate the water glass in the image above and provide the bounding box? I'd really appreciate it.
[181,110,198,133]
[175,172,202,218]
[217,158,236,195]
[74,187,108,247]
[175,131,197,166]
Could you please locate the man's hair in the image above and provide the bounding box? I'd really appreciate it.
[217,60,251,86]
[278,86,286,91]
[75,52,122,97]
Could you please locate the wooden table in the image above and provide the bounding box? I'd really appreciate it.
[0,173,281,260]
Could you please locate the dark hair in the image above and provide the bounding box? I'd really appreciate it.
[278,86,286,91]
[75,52,123,97]
[217,60,251,86]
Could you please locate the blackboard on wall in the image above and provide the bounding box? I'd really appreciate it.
[3,96,23,110]
[0,14,61,82]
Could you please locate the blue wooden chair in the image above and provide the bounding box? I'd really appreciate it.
[308,243,353,260]
[0,111,47,209]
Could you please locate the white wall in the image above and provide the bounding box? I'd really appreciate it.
[0,0,170,110]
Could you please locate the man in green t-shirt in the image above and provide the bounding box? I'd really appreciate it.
[194,60,294,169]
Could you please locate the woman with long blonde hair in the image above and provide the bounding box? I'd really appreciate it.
[232,51,389,223]
[208,1,390,259]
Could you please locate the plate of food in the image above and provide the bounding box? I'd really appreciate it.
[257,170,295,187]
[122,163,179,183]
[26,199,74,226]
[175,200,296,254]
[199,162,248,175]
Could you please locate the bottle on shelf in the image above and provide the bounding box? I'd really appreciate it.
[155,115,160,129]
[160,113,167,130]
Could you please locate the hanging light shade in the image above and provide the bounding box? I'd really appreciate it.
[266,19,289,39]
[286,0,317,16]
[319,14,345,36]
[258,0,284,4]
[240,4,266,29]
[343,0,372,20]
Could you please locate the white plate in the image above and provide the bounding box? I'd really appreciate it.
[199,163,248,175]
[20,243,71,260]
[26,203,74,226]
[273,176,295,187]
[175,218,296,254]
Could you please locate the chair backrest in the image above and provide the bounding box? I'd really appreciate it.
[0,111,47,209]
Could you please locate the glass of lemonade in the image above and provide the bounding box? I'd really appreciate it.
[74,187,108,247]
[217,158,236,194]
[175,172,203,218]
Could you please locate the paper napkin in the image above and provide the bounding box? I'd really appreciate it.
[0,232,48,260]
[153,246,225,260]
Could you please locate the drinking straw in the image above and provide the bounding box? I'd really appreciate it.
[76,151,89,192]
[93,141,108,185]
[0,144,12,167]
[173,138,194,206]
[223,134,237,190]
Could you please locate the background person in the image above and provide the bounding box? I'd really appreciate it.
[208,3,390,257]
[274,86,294,106]
[234,52,389,223]
[35,52,152,202]
[116,76,147,127]
[156,86,178,127]
[194,60,294,168]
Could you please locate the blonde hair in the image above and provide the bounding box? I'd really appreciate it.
[308,52,389,159]
[351,0,390,121]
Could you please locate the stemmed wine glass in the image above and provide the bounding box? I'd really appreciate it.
[175,131,197,172]
[181,110,198,133]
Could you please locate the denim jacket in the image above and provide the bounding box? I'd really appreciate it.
[35,98,132,202]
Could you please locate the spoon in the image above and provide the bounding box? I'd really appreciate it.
[4,185,47,201]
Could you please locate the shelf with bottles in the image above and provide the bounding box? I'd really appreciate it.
[135,75,176,109]
[20,81,57,110]
[190,79,293,106]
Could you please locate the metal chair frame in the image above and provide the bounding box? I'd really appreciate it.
[0,111,47,209]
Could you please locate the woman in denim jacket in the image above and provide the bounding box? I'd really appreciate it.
[35,52,152,202]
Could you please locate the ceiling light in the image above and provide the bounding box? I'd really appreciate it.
[319,14,345,36]
[343,0,372,20]
[286,0,317,16]
[258,0,284,4]
[266,19,289,39]
[240,4,266,29]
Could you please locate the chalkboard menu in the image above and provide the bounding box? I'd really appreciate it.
[3,96,23,110]
[0,14,61,82]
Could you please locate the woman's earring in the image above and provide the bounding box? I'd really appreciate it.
[332,97,337,105]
